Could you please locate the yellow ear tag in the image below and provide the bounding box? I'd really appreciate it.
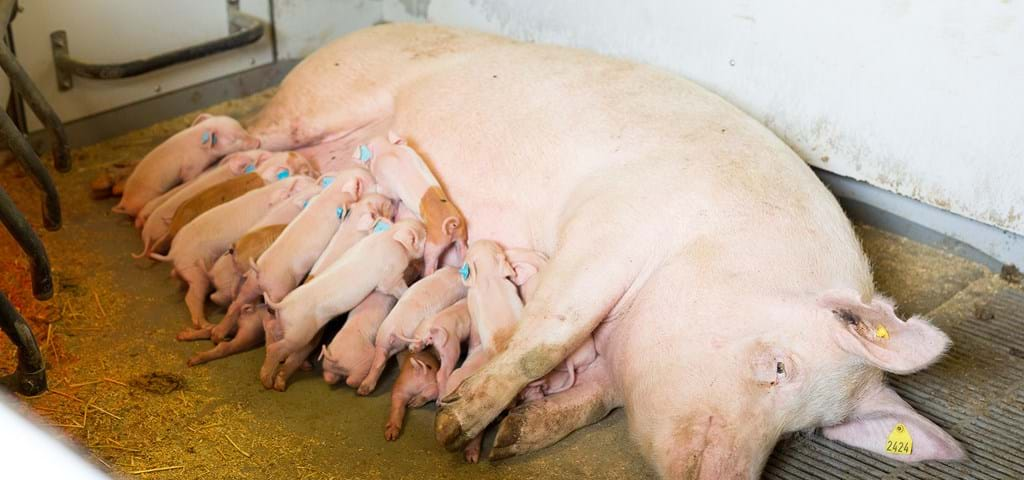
[875,325,890,339]
[885,422,913,455]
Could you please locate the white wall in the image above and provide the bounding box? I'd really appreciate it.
[377,0,1024,237]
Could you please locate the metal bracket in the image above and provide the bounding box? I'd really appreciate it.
[51,0,265,91]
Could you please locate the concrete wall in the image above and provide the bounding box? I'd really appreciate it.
[374,0,1024,238]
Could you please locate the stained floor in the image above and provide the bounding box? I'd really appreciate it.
[0,90,1020,479]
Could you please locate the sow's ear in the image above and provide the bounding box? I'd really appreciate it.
[821,290,951,374]
[822,384,964,462]
[393,224,422,255]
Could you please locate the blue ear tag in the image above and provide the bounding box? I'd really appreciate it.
[336,207,345,219]
[358,145,372,163]
[302,199,310,209]
[201,131,210,144]
[373,220,391,234]
[459,263,470,280]
[276,170,290,180]
[243,164,256,174]
[321,176,335,187]
[210,132,218,146]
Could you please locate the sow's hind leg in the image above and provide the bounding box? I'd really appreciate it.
[490,358,619,461]
[434,209,641,451]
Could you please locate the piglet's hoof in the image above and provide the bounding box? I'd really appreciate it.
[435,405,471,451]
[176,327,211,342]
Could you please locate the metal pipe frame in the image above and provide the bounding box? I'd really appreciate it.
[0,291,47,396]
[0,185,52,300]
[0,109,61,231]
[0,41,71,172]
[51,4,265,87]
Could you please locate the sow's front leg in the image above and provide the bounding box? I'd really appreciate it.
[490,358,619,460]
[434,217,639,451]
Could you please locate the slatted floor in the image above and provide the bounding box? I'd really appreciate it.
[765,288,1024,479]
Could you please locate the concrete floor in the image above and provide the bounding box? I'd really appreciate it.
[1,90,1020,479]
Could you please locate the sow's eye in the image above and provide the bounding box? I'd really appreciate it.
[751,344,796,388]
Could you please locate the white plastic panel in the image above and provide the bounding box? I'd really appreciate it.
[12,0,272,130]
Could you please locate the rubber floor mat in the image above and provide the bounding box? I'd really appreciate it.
[764,288,1024,479]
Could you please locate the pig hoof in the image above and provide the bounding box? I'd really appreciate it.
[434,406,470,451]
[273,375,289,392]
[384,423,401,441]
[463,448,480,464]
[489,410,527,461]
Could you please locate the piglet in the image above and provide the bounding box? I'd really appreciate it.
[114,114,259,216]
[135,182,184,229]
[385,350,440,441]
[446,241,547,391]
[256,168,375,304]
[231,224,287,276]
[406,299,473,398]
[187,304,270,366]
[211,183,325,343]
[321,292,397,387]
[259,219,427,390]
[357,266,467,395]
[354,132,467,275]
[152,153,314,255]
[305,193,396,282]
[150,175,314,333]
[208,252,241,307]
[133,150,274,258]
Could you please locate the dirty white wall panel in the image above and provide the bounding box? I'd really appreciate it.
[273,0,384,59]
[13,0,272,130]
[381,0,1024,236]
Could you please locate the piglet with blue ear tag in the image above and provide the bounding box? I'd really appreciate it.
[144,150,316,256]
[146,175,315,337]
[134,149,274,259]
[305,193,397,283]
[240,167,377,344]
[260,219,428,391]
[355,131,469,276]
[114,113,261,217]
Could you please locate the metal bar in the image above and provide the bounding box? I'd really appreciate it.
[0,42,71,172]
[0,185,51,300]
[51,9,265,90]
[0,110,60,231]
[0,0,15,32]
[0,291,47,396]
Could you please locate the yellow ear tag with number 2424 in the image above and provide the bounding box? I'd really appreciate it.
[885,422,913,455]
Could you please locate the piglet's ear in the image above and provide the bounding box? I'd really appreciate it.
[393,225,421,256]
[822,290,951,374]
[191,113,213,126]
[224,153,254,175]
[255,151,275,165]
[342,176,365,199]
[504,248,547,287]
[387,130,406,145]
[355,213,377,232]
[442,216,462,240]
[822,384,964,462]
